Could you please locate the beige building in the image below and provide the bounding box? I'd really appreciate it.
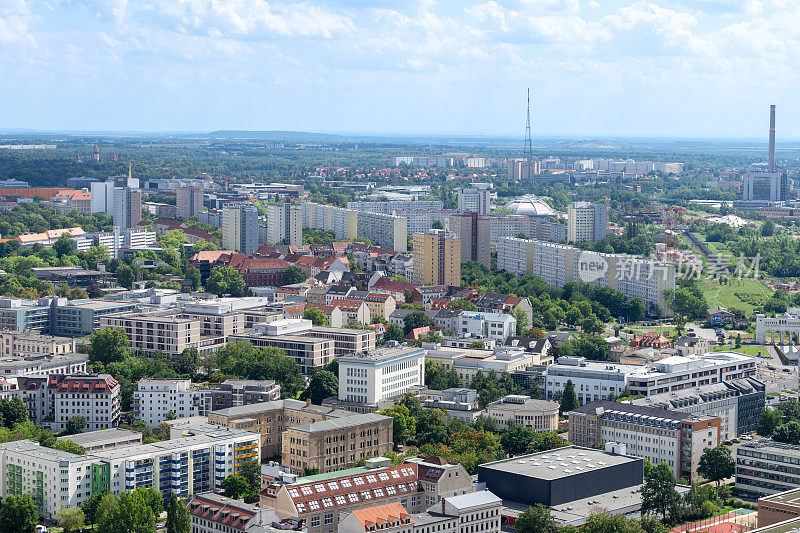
[228,333,334,374]
[100,313,207,355]
[485,395,559,431]
[261,456,474,533]
[0,331,76,358]
[412,230,461,287]
[176,186,204,220]
[568,400,721,481]
[282,413,394,474]
[208,398,355,457]
[306,326,376,357]
[363,293,396,321]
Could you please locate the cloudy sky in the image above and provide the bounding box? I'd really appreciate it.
[2,0,800,137]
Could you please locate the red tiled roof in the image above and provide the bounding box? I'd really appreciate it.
[182,228,217,241]
[329,299,366,312]
[49,374,119,394]
[189,250,235,262]
[351,502,410,529]
[270,463,421,515]
[373,277,416,293]
[187,496,256,531]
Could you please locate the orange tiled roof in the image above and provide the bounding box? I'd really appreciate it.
[351,502,410,529]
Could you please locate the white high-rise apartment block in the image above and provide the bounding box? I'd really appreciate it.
[347,200,444,214]
[112,187,142,229]
[457,188,490,214]
[132,379,208,426]
[497,237,675,315]
[90,181,115,214]
[356,211,407,252]
[222,203,259,254]
[265,203,302,246]
[176,186,204,220]
[567,201,607,243]
[339,346,426,405]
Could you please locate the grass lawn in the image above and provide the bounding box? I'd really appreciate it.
[710,344,768,357]
[702,277,772,316]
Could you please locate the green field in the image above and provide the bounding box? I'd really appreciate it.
[702,277,772,315]
[710,344,768,357]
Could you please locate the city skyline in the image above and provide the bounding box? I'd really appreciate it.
[2,1,800,137]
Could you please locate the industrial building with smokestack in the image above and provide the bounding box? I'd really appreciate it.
[737,105,791,210]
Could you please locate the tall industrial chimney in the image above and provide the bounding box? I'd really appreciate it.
[769,104,776,172]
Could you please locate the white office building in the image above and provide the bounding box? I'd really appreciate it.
[223,203,259,254]
[567,201,607,243]
[497,237,675,315]
[132,379,209,427]
[457,188,490,214]
[545,352,758,404]
[339,346,426,405]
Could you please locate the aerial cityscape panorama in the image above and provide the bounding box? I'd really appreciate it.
[5,1,800,533]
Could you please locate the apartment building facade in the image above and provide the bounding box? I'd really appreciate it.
[50,374,121,432]
[282,413,394,474]
[228,333,334,374]
[223,203,259,255]
[177,186,204,220]
[736,439,800,497]
[0,331,75,357]
[497,236,675,315]
[567,201,607,243]
[132,379,208,426]
[339,347,426,406]
[100,313,206,356]
[568,400,721,481]
[412,230,460,287]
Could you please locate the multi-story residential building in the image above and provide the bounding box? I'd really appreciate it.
[223,203,259,255]
[453,311,516,343]
[266,203,303,247]
[736,439,800,497]
[176,185,204,220]
[228,333,334,374]
[78,227,157,258]
[0,353,87,378]
[282,413,393,474]
[250,319,376,357]
[261,456,474,533]
[339,346,426,407]
[497,237,676,314]
[113,186,142,229]
[457,188,490,214]
[360,293,396,321]
[206,379,281,411]
[100,313,208,356]
[338,492,501,533]
[51,298,138,337]
[132,379,208,427]
[412,230,460,287]
[357,211,407,252]
[0,331,75,357]
[208,399,356,457]
[347,201,444,215]
[328,300,371,326]
[188,492,300,533]
[0,426,263,519]
[545,352,758,403]
[674,333,711,356]
[447,212,491,269]
[300,202,359,241]
[632,377,765,440]
[50,374,121,432]
[485,395,559,432]
[0,298,53,332]
[567,201,607,243]
[568,400,721,480]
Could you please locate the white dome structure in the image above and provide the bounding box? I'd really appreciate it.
[504,195,557,217]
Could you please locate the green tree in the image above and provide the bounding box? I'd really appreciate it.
[431,220,444,229]
[514,503,558,533]
[302,307,329,326]
[758,407,782,436]
[186,267,201,291]
[97,491,156,533]
[697,445,735,486]
[283,265,308,285]
[137,487,164,517]
[57,507,85,533]
[559,380,578,415]
[774,419,800,445]
[0,396,28,428]
[641,462,682,521]
[53,233,77,257]
[500,424,535,456]
[383,323,405,343]
[238,459,262,493]
[53,439,86,455]
[528,431,570,453]
[82,491,107,527]
[581,513,645,533]
[379,404,416,444]
[0,494,38,533]
[304,370,338,404]
[404,311,432,335]
[581,314,604,335]
[206,266,246,296]
[166,493,191,533]
[117,265,135,289]
[449,299,477,311]
[88,327,130,366]
[512,307,529,336]
[221,474,250,499]
[66,415,87,435]
[762,220,776,237]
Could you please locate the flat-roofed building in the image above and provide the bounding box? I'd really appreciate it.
[0,352,87,378]
[568,400,720,481]
[282,413,393,474]
[208,399,355,457]
[228,333,334,374]
[52,299,138,336]
[485,395,559,432]
[133,379,209,427]
[737,439,800,498]
[339,347,426,407]
[100,313,213,356]
[0,331,75,357]
[757,487,800,529]
[56,428,142,453]
[206,379,281,411]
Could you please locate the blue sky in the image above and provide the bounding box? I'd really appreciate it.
[2,0,800,137]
